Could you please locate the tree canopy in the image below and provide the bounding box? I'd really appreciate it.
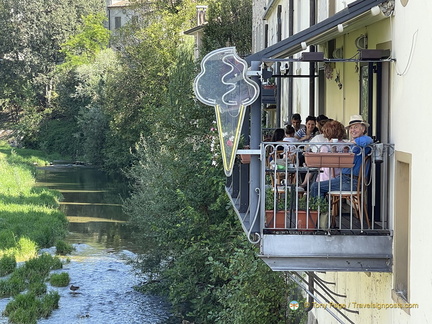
[0,0,307,322]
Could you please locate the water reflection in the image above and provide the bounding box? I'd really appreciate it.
[36,165,133,251]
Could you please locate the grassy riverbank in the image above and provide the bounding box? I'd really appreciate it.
[0,142,68,260]
[0,142,71,323]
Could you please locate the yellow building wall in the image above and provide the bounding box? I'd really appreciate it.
[310,272,413,323]
[324,18,391,128]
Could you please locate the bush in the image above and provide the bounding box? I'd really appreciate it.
[0,255,16,277]
[0,276,26,297]
[40,291,60,318]
[55,240,74,255]
[49,272,70,287]
[29,281,47,296]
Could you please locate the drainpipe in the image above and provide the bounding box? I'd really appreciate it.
[309,0,316,117]
[249,60,262,233]
[304,271,314,312]
[288,0,294,119]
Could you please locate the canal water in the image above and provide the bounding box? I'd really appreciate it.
[30,164,173,323]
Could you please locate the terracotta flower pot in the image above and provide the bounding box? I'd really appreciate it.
[296,210,318,230]
[240,154,251,164]
[304,152,354,168]
[265,210,286,228]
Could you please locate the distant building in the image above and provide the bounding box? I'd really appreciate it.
[184,5,208,60]
[106,0,136,31]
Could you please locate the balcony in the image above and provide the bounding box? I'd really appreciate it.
[227,142,393,272]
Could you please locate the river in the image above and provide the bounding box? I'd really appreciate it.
[29,164,174,323]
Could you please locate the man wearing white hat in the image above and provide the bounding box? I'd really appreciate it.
[310,114,373,198]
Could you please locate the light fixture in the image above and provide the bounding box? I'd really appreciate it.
[370,6,381,16]
[301,42,307,50]
[301,52,325,62]
[337,24,344,33]
[358,49,391,60]
[333,47,343,59]
[355,35,368,50]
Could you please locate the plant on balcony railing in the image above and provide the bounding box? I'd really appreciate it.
[264,187,288,228]
[237,135,251,164]
[295,196,328,230]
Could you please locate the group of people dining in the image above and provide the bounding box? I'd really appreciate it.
[267,113,373,199]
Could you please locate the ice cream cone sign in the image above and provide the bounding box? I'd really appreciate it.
[193,47,260,176]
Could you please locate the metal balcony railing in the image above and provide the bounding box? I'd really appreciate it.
[227,141,393,272]
[228,142,394,237]
[262,141,392,234]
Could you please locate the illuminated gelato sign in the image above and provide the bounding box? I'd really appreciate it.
[193,47,260,176]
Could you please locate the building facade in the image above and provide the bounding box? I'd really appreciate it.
[240,0,424,323]
[106,0,135,31]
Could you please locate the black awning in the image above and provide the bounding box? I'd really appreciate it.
[246,0,389,63]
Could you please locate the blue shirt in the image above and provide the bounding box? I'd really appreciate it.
[341,135,373,176]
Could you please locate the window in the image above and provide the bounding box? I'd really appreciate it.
[115,17,122,29]
[392,151,411,313]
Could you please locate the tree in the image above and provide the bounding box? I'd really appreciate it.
[122,4,302,321]
[202,0,253,57]
[60,13,111,69]
[0,0,104,146]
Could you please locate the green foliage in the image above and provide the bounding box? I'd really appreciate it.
[3,291,60,324]
[49,272,70,287]
[203,0,252,56]
[60,13,111,69]
[0,145,68,260]
[37,118,80,158]
[0,0,105,142]
[208,244,290,323]
[0,230,16,251]
[28,281,47,296]
[55,241,75,255]
[123,14,300,321]
[265,187,290,211]
[0,255,16,277]
[298,196,329,213]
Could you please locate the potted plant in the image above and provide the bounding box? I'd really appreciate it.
[264,187,287,229]
[237,135,251,164]
[295,196,320,230]
[309,196,330,229]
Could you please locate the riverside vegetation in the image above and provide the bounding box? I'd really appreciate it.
[0,142,73,323]
[0,0,308,322]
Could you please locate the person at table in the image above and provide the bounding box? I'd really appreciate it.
[309,115,330,152]
[299,120,346,189]
[285,113,305,133]
[295,115,318,142]
[283,125,296,142]
[268,128,286,163]
[283,125,297,162]
[316,120,348,182]
[310,115,373,198]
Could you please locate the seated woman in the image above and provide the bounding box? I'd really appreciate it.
[310,115,373,198]
[316,120,348,182]
[295,115,318,142]
[298,120,346,189]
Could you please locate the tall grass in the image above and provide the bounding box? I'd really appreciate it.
[0,143,68,260]
[0,142,69,323]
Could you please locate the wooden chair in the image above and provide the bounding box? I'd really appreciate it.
[327,157,371,229]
